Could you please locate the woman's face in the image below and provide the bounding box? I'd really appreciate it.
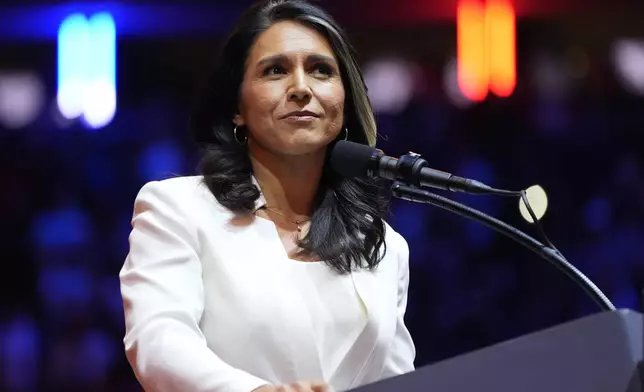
[235,20,345,156]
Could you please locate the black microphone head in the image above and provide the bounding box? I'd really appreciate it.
[330,140,381,178]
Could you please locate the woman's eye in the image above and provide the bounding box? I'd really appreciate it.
[313,63,334,76]
[264,65,286,75]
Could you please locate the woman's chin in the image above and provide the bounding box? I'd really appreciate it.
[282,132,334,150]
[276,139,332,157]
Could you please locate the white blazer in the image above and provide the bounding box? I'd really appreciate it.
[119,175,415,392]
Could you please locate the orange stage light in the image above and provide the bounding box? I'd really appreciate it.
[457,0,516,101]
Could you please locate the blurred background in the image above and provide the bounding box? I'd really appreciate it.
[1,0,643,390]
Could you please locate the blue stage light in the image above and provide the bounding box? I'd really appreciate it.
[56,12,116,129]
[57,13,90,120]
[84,12,117,129]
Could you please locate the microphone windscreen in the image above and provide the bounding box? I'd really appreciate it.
[329,140,378,178]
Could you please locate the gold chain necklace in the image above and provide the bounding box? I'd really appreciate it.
[260,206,311,235]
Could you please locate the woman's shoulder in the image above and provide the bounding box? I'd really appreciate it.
[132,175,227,216]
[382,220,410,259]
[135,175,208,201]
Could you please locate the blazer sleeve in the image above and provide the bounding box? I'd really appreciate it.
[119,181,270,392]
[381,232,416,378]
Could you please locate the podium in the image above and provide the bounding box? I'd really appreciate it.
[352,309,643,392]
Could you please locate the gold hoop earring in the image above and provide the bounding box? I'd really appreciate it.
[233,125,247,145]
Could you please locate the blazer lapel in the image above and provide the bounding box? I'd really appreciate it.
[328,268,381,390]
[335,257,400,390]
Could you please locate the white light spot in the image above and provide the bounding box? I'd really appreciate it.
[82,80,116,128]
[519,184,548,223]
[0,72,45,129]
[364,58,415,114]
[612,38,644,96]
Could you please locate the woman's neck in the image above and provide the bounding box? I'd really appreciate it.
[248,144,326,219]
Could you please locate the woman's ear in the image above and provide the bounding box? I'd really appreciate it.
[233,114,245,127]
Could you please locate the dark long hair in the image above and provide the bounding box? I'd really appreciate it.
[189,0,388,273]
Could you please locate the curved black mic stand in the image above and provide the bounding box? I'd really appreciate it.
[391,181,616,312]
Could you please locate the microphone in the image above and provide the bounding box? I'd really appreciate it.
[329,141,615,312]
[330,140,497,195]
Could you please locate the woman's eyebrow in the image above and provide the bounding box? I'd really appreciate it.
[255,53,338,69]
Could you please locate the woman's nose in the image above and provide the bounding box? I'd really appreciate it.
[287,69,312,102]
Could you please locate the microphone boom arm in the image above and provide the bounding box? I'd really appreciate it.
[391,181,616,312]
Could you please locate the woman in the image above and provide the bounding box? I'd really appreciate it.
[119,0,415,391]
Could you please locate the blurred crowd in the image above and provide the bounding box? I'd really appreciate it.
[1,25,644,392]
